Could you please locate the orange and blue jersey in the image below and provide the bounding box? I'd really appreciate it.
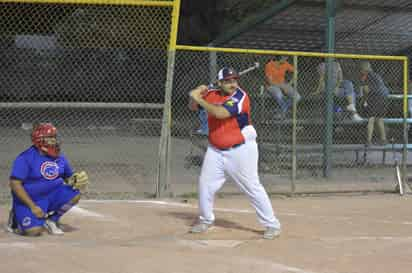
[203,87,252,149]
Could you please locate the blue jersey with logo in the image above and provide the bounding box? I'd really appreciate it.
[10,146,74,200]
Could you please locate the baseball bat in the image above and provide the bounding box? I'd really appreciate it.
[189,62,261,110]
[209,62,260,87]
[239,62,260,76]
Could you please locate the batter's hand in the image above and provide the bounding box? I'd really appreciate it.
[30,205,45,219]
[190,85,208,102]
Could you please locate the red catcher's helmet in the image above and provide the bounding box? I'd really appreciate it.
[31,123,60,158]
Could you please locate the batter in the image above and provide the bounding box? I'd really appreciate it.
[189,67,281,239]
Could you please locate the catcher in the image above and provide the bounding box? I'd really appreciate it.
[6,123,89,236]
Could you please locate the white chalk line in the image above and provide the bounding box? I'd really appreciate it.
[83,199,254,214]
[321,236,412,243]
[0,242,35,249]
[178,239,244,248]
[238,257,318,273]
[82,199,412,226]
[70,206,107,218]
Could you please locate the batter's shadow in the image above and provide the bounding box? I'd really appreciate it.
[166,211,262,235]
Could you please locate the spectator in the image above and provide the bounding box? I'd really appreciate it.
[359,61,389,145]
[264,56,301,115]
[314,60,363,122]
[196,107,209,135]
[193,83,219,136]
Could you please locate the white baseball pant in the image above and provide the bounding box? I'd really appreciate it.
[197,140,281,229]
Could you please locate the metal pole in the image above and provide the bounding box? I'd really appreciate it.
[156,0,181,198]
[402,57,409,192]
[157,52,176,198]
[322,0,336,178]
[209,49,217,83]
[291,55,298,194]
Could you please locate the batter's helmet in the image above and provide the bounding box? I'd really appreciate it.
[31,123,60,158]
[217,67,239,81]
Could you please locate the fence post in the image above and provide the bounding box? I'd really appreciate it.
[156,0,181,198]
[323,0,337,178]
[291,55,298,194]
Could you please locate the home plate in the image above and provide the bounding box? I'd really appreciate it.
[179,239,244,248]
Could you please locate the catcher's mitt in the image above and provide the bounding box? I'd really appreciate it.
[65,171,89,193]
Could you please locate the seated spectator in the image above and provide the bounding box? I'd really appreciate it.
[196,107,209,135]
[191,84,217,136]
[314,60,362,122]
[264,56,301,115]
[359,61,389,145]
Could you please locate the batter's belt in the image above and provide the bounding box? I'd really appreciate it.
[217,141,245,151]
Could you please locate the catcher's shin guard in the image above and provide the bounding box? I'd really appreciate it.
[5,209,21,234]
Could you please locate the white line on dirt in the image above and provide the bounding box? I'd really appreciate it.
[70,206,106,218]
[0,242,35,249]
[265,262,316,273]
[322,236,412,242]
[83,199,254,214]
[178,239,244,248]
[82,200,412,226]
[239,257,318,273]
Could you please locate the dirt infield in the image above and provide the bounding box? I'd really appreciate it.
[1,194,411,273]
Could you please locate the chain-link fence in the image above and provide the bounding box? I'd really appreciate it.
[172,47,409,195]
[1,1,409,200]
[0,1,175,200]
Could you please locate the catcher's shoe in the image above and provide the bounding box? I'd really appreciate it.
[190,223,213,233]
[44,219,64,235]
[5,209,21,234]
[263,227,281,240]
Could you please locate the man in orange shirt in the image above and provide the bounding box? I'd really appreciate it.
[265,56,301,114]
[188,67,281,239]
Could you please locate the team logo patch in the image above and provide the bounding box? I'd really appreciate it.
[22,217,31,227]
[225,100,235,107]
[40,161,59,180]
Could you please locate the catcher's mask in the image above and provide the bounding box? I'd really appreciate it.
[31,123,61,158]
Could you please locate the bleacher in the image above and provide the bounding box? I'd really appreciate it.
[185,89,411,170]
[254,90,411,168]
